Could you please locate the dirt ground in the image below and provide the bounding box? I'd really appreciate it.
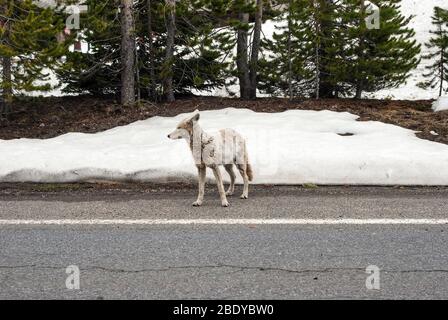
[0,95,447,144]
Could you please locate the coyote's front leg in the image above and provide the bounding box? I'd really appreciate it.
[193,165,206,207]
[211,165,229,207]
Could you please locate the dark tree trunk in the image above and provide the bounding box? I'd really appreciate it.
[164,0,176,102]
[318,81,334,98]
[248,0,263,99]
[1,1,12,117]
[312,0,321,99]
[120,0,136,106]
[317,0,335,99]
[1,56,12,116]
[440,47,444,97]
[287,0,293,100]
[355,85,363,99]
[354,0,365,100]
[237,12,250,100]
[147,0,156,101]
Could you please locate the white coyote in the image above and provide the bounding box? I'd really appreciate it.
[168,110,253,207]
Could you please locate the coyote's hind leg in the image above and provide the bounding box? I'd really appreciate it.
[211,165,229,207]
[224,164,236,196]
[237,163,249,199]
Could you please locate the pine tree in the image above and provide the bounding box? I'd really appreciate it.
[260,0,420,99]
[315,0,341,98]
[259,0,315,98]
[232,0,266,99]
[0,0,71,115]
[341,0,421,98]
[57,0,232,101]
[172,0,233,95]
[259,0,342,99]
[56,0,122,96]
[418,6,448,97]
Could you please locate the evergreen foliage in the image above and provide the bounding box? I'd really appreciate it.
[418,6,448,96]
[0,0,72,96]
[259,0,421,99]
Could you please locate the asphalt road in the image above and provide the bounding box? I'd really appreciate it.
[0,186,448,299]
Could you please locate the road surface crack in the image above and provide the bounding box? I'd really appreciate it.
[1,264,448,275]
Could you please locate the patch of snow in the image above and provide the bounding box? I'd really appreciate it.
[432,96,448,112]
[1,108,448,185]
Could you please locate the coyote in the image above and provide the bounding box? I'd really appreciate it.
[168,110,253,207]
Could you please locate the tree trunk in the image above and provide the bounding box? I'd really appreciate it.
[164,0,176,102]
[1,56,12,116]
[248,0,263,99]
[315,46,320,99]
[147,0,156,101]
[354,0,365,100]
[317,0,334,99]
[287,0,293,100]
[237,11,250,100]
[120,0,136,106]
[136,39,141,103]
[313,0,320,99]
[355,85,363,99]
[440,46,444,97]
[1,2,12,117]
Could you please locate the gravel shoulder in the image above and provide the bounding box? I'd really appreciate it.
[1,184,447,220]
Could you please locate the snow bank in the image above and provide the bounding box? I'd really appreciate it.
[1,108,448,185]
[432,97,448,112]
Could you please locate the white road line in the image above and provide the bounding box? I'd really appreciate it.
[0,219,447,225]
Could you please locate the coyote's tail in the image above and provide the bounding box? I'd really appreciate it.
[246,162,254,182]
[245,147,254,181]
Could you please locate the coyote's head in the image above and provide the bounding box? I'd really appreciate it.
[167,110,200,140]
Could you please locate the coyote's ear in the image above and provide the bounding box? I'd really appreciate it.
[191,110,200,122]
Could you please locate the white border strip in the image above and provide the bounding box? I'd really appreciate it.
[0,219,447,225]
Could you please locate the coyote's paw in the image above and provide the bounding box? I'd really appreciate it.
[192,201,203,207]
[240,195,248,199]
[225,190,234,196]
[221,200,230,207]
